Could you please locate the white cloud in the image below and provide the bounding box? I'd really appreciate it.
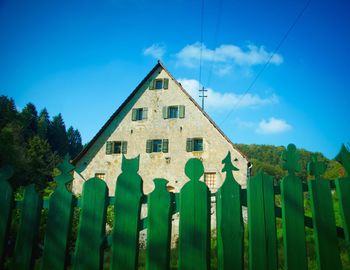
[256,117,292,134]
[143,43,166,59]
[178,78,278,110]
[176,42,283,69]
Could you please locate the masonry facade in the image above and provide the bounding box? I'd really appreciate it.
[72,62,249,195]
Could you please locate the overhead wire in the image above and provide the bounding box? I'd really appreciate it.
[219,0,312,126]
[198,0,205,88]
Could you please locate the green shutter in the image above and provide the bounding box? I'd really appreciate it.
[149,80,155,90]
[162,139,169,153]
[163,78,169,89]
[186,138,193,152]
[132,109,137,121]
[106,141,113,154]
[122,141,127,154]
[143,108,148,120]
[179,105,185,118]
[146,140,152,153]
[162,106,168,119]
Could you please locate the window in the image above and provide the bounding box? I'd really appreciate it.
[106,141,127,154]
[204,173,216,189]
[186,138,203,152]
[132,108,148,121]
[163,105,185,119]
[149,78,169,90]
[95,173,105,180]
[146,139,169,153]
[168,106,178,118]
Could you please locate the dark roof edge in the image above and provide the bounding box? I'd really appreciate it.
[72,62,162,164]
[72,61,248,164]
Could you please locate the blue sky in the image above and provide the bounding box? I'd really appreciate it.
[1,0,349,159]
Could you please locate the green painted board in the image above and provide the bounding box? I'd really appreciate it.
[42,158,75,270]
[73,177,108,270]
[146,178,172,270]
[308,154,342,270]
[0,166,13,266]
[111,155,143,270]
[179,158,210,270]
[335,144,350,260]
[216,152,243,270]
[280,144,307,270]
[248,172,277,270]
[13,184,42,270]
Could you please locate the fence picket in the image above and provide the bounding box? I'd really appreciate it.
[73,177,108,270]
[248,171,277,270]
[111,155,143,270]
[179,158,210,270]
[13,184,42,270]
[42,158,75,270]
[280,144,307,270]
[146,178,172,270]
[0,166,13,266]
[216,152,243,270]
[308,155,342,269]
[335,144,350,260]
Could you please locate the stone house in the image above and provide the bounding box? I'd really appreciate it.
[71,61,249,195]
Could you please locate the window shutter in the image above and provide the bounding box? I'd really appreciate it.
[149,80,155,90]
[179,105,185,118]
[106,141,113,154]
[163,78,169,89]
[122,141,127,154]
[146,140,152,153]
[162,106,168,119]
[132,109,137,121]
[162,139,169,153]
[143,107,148,119]
[186,138,193,152]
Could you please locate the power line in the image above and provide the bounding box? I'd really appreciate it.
[198,0,205,87]
[219,0,312,126]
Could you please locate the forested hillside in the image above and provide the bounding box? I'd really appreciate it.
[234,143,343,181]
[0,95,83,190]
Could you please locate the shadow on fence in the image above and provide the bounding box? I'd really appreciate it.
[0,144,349,270]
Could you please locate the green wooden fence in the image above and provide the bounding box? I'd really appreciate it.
[0,144,349,270]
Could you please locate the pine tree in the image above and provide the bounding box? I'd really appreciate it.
[21,102,38,140]
[38,108,50,139]
[48,114,69,157]
[67,126,83,159]
[0,95,18,129]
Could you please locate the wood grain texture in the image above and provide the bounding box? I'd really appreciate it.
[111,155,143,270]
[308,154,342,270]
[216,152,243,270]
[146,178,172,270]
[73,177,108,270]
[179,158,210,270]
[42,158,75,270]
[280,144,307,270]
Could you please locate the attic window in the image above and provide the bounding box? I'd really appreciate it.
[106,141,128,154]
[146,139,169,153]
[132,108,148,121]
[186,138,203,152]
[149,78,169,90]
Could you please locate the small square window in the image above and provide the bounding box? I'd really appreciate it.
[114,141,122,153]
[204,173,216,189]
[95,173,105,180]
[155,79,163,89]
[152,139,162,152]
[168,106,179,118]
[193,138,203,151]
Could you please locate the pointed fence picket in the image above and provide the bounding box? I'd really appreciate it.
[41,158,75,270]
[0,144,350,269]
[73,177,108,270]
[216,152,243,270]
[280,144,307,270]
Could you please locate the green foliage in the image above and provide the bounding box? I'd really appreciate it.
[0,95,82,191]
[67,126,83,159]
[235,144,338,181]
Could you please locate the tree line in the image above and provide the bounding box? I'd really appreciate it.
[0,95,83,190]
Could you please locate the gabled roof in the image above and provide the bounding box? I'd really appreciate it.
[72,61,247,164]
